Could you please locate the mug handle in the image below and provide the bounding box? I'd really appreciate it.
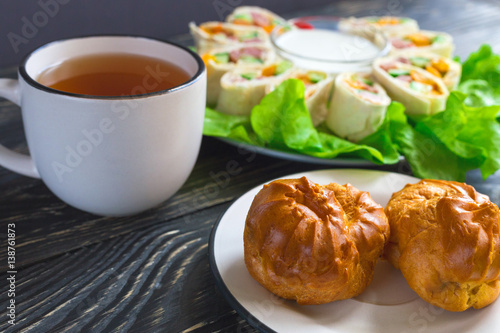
[0,79,40,178]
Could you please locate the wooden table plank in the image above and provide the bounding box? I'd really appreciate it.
[0,204,252,333]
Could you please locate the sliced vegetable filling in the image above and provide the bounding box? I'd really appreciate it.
[366,17,406,25]
[231,11,279,33]
[345,75,388,104]
[391,33,445,49]
[382,63,443,95]
[201,47,266,66]
[396,56,451,78]
[295,71,327,86]
[239,61,293,81]
[201,24,265,43]
[240,72,258,80]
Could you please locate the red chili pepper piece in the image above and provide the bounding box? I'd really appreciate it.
[294,21,314,29]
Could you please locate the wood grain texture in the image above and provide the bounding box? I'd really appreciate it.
[0,204,253,333]
[1,0,500,332]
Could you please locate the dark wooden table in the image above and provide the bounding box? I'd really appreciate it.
[1,0,500,332]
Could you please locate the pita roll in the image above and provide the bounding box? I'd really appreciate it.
[373,57,449,116]
[389,30,454,58]
[339,16,419,39]
[387,51,461,90]
[216,61,294,116]
[326,72,391,142]
[226,6,287,34]
[189,21,269,55]
[201,44,275,106]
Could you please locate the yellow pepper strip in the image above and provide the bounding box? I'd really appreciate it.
[201,54,215,65]
[406,33,432,47]
[410,70,440,93]
[410,70,432,84]
[200,24,224,35]
[377,17,400,25]
[425,65,442,78]
[261,64,276,77]
[201,54,215,75]
[346,79,367,90]
[263,24,275,34]
[213,24,224,33]
[296,74,311,85]
[430,58,449,73]
[232,18,251,25]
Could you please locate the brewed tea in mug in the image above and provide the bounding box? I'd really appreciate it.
[37,53,191,96]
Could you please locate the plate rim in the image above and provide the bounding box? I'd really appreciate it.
[208,168,420,333]
[209,205,277,333]
[216,137,404,166]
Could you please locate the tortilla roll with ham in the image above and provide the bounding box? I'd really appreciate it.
[226,6,287,34]
[326,72,391,142]
[189,21,269,54]
[390,30,454,57]
[201,44,275,106]
[267,70,334,126]
[339,16,419,38]
[216,61,294,115]
[373,58,449,116]
[389,52,461,90]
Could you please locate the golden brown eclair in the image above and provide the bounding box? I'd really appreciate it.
[385,179,500,311]
[244,177,390,305]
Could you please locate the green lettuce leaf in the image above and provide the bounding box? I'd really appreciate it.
[251,79,322,152]
[460,44,500,84]
[379,102,473,181]
[458,44,500,107]
[458,79,500,107]
[416,91,500,180]
[203,108,259,145]
[203,107,249,137]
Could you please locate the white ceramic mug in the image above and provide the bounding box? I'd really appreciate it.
[0,35,206,216]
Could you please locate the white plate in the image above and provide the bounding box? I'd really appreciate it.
[209,169,500,333]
